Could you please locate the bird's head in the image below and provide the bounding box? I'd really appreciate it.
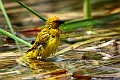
[46,16,65,29]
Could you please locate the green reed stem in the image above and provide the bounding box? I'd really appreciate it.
[0,28,32,47]
[83,0,92,32]
[0,0,21,53]
[83,0,91,19]
[15,0,47,22]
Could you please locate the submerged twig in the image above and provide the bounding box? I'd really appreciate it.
[81,39,116,51]
[22,69,68,80]
[51,36,110,58]
[66,29,119,42]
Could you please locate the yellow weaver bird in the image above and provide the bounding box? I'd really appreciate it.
[19,16,65,62]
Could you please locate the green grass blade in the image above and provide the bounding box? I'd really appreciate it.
[0,0,22,53]
[15,0,47,22]
[0,28,32,47]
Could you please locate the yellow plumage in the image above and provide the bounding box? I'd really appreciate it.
[19,16,64,61]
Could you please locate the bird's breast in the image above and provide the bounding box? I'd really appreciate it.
[44,35,60,54]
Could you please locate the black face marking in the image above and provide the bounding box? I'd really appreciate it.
[53,20,59,23]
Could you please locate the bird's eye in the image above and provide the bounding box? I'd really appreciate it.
[53,20,59,23]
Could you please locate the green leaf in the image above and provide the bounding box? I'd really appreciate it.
[60,12,120,31]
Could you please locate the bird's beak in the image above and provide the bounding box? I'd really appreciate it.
[59,20,65,25]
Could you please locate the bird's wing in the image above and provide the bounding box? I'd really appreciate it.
[27,31,50,52]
